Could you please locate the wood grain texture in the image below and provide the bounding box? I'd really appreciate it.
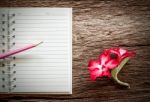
[0,0,150,102]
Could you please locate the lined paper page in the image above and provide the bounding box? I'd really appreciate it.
[9,8,72,94]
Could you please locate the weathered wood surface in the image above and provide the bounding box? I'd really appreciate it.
[0,0,150,102]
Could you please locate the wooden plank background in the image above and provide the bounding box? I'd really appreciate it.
[0,0,150,102]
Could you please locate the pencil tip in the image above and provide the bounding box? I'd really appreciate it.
[37,41,43,46]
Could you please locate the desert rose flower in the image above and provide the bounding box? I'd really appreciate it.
[88,48,136,87]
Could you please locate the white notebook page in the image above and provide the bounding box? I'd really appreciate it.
[9,8,72,94]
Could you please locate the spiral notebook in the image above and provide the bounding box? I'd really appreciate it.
[0,8,72,94]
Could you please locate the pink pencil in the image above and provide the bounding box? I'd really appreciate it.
[0,42,43,59]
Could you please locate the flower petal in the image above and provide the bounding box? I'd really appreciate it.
[99,54,109,65]
[103,70,111,77]
[110,48,121,58]
[88,59,101,71]
[90,69,102,80]
[101,68,111,77]
[118,48,127,56]
[105,60,119,69]
[121,51,136,60]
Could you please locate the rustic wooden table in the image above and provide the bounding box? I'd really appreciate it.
[0,0,150,102]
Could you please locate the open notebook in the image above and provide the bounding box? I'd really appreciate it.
[0,8,72,94]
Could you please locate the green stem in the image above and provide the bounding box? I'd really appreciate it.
[111,57,130,88]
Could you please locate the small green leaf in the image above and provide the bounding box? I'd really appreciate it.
[111,57,130,88]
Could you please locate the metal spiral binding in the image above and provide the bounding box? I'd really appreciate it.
[8,13,17,92]
[1,13,7,91]
[1,13,16,92]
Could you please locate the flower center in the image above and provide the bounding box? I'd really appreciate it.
[110,53,118,59]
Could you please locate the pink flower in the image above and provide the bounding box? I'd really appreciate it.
[88,48,135,80]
